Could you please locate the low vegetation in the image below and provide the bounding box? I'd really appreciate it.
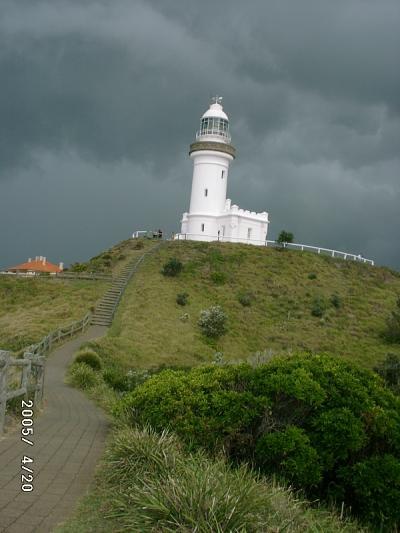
[117,354,400,528]
[20,238,400,530]
[384,295,400,343]
[0,277,106,352]
[57,426,363,533]
[89,240,400,370]
[68,237,154,276]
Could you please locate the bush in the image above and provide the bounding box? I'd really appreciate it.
[238,291,255,307]
[116,354,400,527]
[374,353,400,392]
[311,296,327,317]
[210,271,227,285]
[384,296,400,343]
[255,426,322,487]
[176,292,189,306]
[103,367,150,392]
[277,230,294,246]
[308,272,317,280]
[74,348,102,371]
[340,455,400,526]
[67,362,100,390]
[99,427,357,533]
[330,293,342,309]
[161,257,183,277]
[133,239,145,249]
[198,305,228,338]
[116,365,267,454]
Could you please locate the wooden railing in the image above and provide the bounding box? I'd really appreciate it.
[0,312,92,434]
[0,271,113,281]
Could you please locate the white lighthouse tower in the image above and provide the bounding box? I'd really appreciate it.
[178,97,270,244]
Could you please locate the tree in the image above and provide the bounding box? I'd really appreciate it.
[276,231,294,247]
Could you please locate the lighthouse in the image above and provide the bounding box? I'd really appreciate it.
[178,97,270,244]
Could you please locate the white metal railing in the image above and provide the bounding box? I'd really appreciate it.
[132,230,150,238]
[196,130,232,143]
[174,233,374,266]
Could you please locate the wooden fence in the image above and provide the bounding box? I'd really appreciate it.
[0,312,91,434]
[0,271,112,281]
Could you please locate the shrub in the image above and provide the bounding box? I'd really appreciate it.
[161,257,183,277]
[374,353,400,392]
[133,239,145,249]
[103,367,150,392]
[116,365,267,454]
[74,348,102,371]
[238,291,255,307]
[176,292,189,306]
[116,354,400,527]
[308,272,317,280]
[311,296,327,317]
[340,455,400,527]
[67,363,100,390]
[255,426,322,487]
[277,230,294,246]
[384,296,400,343]
[198,305,228,338]
[210,271,227,285]
[101,427,356,533]
[330,293,342,309]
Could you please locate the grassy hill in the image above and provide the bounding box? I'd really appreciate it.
[0,277,106,352]
[61,238,400,531]
[0,238,155,353]
[92,240,400,371]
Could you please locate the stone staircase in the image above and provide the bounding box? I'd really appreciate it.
[91,243,162,327]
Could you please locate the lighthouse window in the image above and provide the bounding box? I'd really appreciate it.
[200,117,229,137]
[221,170,225,179]
[201,223,205,232]
[204,188,208,197]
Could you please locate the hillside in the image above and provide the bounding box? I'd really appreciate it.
[0,277,106,352]
[0,238,155,353]
[92,239,400,371]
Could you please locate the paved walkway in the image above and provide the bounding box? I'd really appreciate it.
[0,326,109,533]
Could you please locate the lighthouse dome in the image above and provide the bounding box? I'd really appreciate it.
[197,97,231,143]
[202,102,229,121]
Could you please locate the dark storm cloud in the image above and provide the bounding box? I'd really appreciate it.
[0,0,399,269]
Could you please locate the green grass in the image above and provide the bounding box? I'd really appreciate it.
[67,236,156,276]
[90,240,400,371]
[0,238,158,353]
[0,277,107,352]
[56,426,364,533]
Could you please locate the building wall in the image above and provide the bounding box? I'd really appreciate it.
[188,151,232,215]
[180,212,269,245]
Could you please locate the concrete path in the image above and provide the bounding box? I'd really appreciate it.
[0,326,109,533]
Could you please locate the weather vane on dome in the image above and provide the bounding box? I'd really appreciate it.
[211,95,223,105]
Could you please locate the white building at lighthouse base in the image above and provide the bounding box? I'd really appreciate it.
[180,199,269,244]
[176,97,270,245]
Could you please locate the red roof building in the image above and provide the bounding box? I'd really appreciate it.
[6,256,63,274]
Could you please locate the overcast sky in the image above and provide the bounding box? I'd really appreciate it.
[0,0,399,270]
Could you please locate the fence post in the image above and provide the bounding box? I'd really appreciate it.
[20,357,31,401]
[0,351,10,435]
